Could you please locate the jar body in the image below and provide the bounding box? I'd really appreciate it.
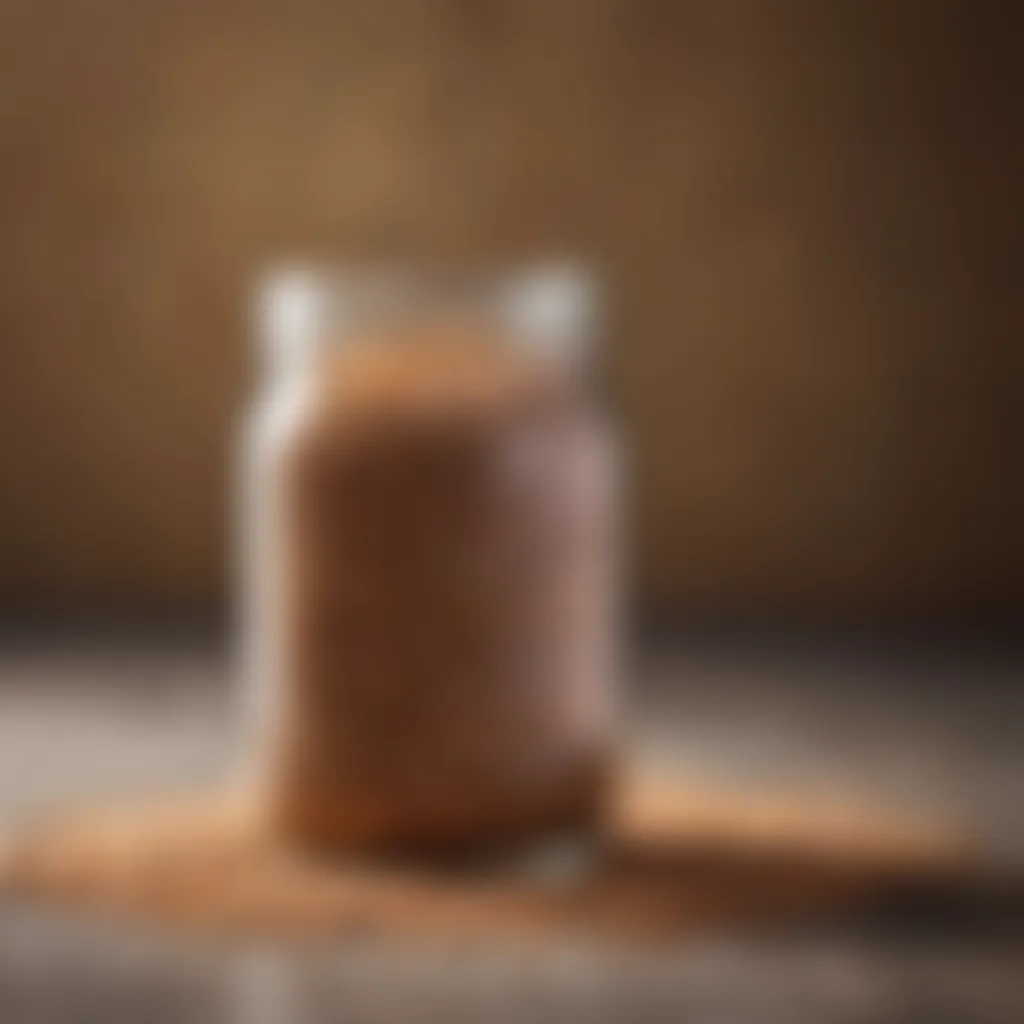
[241,274,618,855]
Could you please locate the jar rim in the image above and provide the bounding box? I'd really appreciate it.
[254,261,598,374]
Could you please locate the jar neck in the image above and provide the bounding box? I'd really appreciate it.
[256,264,596,384]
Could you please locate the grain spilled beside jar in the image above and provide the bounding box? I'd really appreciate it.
[239,266,619,860]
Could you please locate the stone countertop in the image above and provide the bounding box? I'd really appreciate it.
[0,634,1020,1023]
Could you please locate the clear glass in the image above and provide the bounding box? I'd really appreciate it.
[239,264,618,863]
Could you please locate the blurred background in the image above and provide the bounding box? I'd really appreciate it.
[0,2,1021,1021]
[1,0,1021,625]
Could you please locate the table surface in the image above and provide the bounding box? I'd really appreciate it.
[0,634,1020,1023]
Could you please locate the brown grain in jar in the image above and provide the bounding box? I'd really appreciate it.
[240,269,617,856]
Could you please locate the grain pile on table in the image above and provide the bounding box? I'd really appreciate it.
[0,772,969,943]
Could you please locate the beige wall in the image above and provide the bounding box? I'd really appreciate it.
[1,0,1021,617]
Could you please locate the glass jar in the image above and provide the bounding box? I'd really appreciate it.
[239,265,619,858]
